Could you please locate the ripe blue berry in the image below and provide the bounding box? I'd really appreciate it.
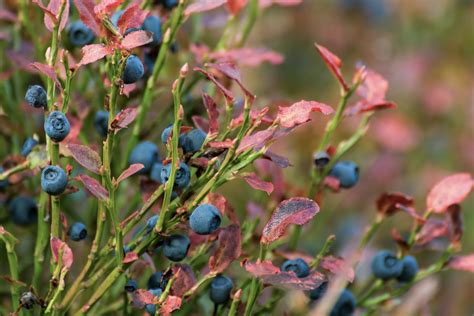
[68,20,95,47]
[371,250,403,280]
[25,85,47,108]
[161,124,174,144]
[330,289,356,316]
[150,163,163,183]
[163,234,190,262]
[396,255,419,282]
[209,275,233,305]
[146,215,159,233]
[44,111,71,142]
[68,222,87,241]
[21,137,38,157]
[308,281,328,301]
[147,272,164,289]
[160,162,190,190]
[145,288,162,315]
[7,196,37,226]
[280,258,310,278]
[144,52,156,76]
[129,141,159,174]
[189,204,222,235]
[179,129,206,153]
[125,279,138,292]
[94,110,109,137]
[41,166,68,196]
[122,55,144,84]
[329,161,359,189]
[314,151,330,168]
[156,0,178,9]
[0,167,9,190]
[142,16,162,47]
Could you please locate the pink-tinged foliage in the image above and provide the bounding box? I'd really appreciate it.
[447,204,463,245]
[261,197,319,244]
[44,0,70,33]
[74,0,103,36]
[184,0,227,16]
[207,193,239,224]
[262,151,291,168]
[446,254,474,273]
[426,173,473,213]
[63,143,101,174]
[111,107,138,132]
[171,264,196,297]
[121,31,153,50]
[0,9,17,22]
[323,176,340,192]
[159,296,182,316]
[29,62,62,90]
[376,192,414,217]
[194,67,234,102]
[50,237,73,270]
[78,44,113,67]
[209,224,241,273]
[209,48,284,67]
[117,164,145,183]
[208,140,233,149]
[320,256,355,283]
[237,128,275,154]
[371,114,420,152]
[123,251,139,263]
[32,0,57,26]
[94,0,124,16]
[315,44,348,91]
[77,174,109,201]
[117,4,148,35]
[244,260,325,290]
[132,289,159,307]
[231,108,273,129]
[242,173,274,195]
[276,100,334,128]
[192,116,209,132]
[227,0,248,15]
[202,93,219,135]
[415,219,450,246]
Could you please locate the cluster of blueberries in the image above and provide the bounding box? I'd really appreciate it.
[314,151,359,189]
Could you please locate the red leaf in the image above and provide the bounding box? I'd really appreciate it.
[74,0,102,36]
[111,107,138,132]
[209,224,241,273]
[94,0,124,16]
[0,9,17,22]
[237,128,275,154]
[231,107,273,129]
[242,173,274,195]
[209,48,284,67]
[315,43,348,91]
[50,237,73,269]
[29,62,62,91]
[447,204,463,246]
[208,140,233,149]
[121,30,153,50]
[244,260,325,290]
[206,62,255,100]
[320,256,355,283]
[376,192,414,216]
[77,174,109,201]
[207,193,239,224]
[117,3,148,35]
[227,0,248,14]
[323,176,340,192]
[171,264,196,297]
[184,0,227,16]
[159,296,182,316]
[78,44,113,67]
[123,251,139,263]
[63,143,101,174]
[276,100,334,128]
[192,115,209,133]
[202,93,219,135]
[426,173,473,213]
[415,219,450,246]
[44,0,70,33]
[32,0,58,26]
[446,254,474,273]
[117,164,144,183]
[132,289,159,307]
[262,151,291,168]
[261,197,319,244]
[194,67,234,102]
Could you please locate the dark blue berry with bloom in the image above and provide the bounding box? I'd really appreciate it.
[146,215,159,233]
[163,234,190,262]
[189,204,222,235]
[94,110,109,137]
[123,55,144,84]
[309,281,328,301]
[161,124,174,144]
[330,289,356,316]
[25,85,47,108]
[129,141,159,175]
[396,255,419,282]
[124,279,138,292]
[329,161,359,189]
[44,111,71,142]
[68,222,87,241]
[68,20,95,47]
[179,129,206,154]
[147,272,165,290]
[371,250,403,280]
[145,288,162,315]
[150,163,163,183]
[21,137,38,157]
[142,16,162,47]
[280,258,310,278]
[7,196,37,226]
[160,162,190,189]
[41,166,68,196]
[209,275,233,305]
[314,151,330,168]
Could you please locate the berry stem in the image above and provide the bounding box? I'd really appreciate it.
[0,228,20,313]
[406,209,432,250]
[32,192,49,291]
[0,160,29,181]
[310,234,336,268]
[244,243,267,316]
[238,0,260,47]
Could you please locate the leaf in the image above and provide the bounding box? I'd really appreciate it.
[315,44,348,91]
[194,67,234,102]
[446,254,474,273]
[227,0,248,14]
[171,264,196,297]
[117,3,148,35]
[209,224,242,273]
[78,44,113,67]
[0,9,17,22]
[94,0,124,16]
[74,0,102,36]
[209,48,284,67]
[159,296,182,316]
[426,173,473,213]
[32,0,58,25]
[184,0,227,16]
[117,164,144,184]
[111,107,138,132]
[376,192,415,216]
[77,174,109,201]
[192,116,209,133]
[50,237,73,270]
[123,251,139,263]
[132,289,159,307]
[237,128,275,154]
[276,100,334,128]
[261,197,319,244]
[121,30,153,50]
[320,256,355,283]
[447,204,463,246]
[44,0,70,33]
[206,62,255,100]
[207,193,240,224]
[244,260,325,290]
[208,140,233,149]
[241,173,274,195]
[262,151,291,168]
[29,62,62,91]
[415,219,450,246]
[202,93,219,135]
[63,143,101,174]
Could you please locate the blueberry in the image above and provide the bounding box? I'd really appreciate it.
[146,215,159,233]
[41,166,68,196]
[209,275,233,305]
[179,129,206,153]
[68,20,95,47]
[129,141,159,174]
[308,281,328,301]
[150,163,163,183]
[371,250,403,280]
[396,255,419,283]
[144,52,156,76]
[145,288,163,315]
[68,222,87,241]
[313,151,330,168]
[160,162,190,190]
[25,85,47,108]
[147,272,164,289]
[161,124,174,144]
[125,279,138,292]
[155,0,178,9]
[123,245,132,254]
[93,110,109,137]
[44,111,71,142]
[20,292,37,310]
[21,137,38,157]
[329,161,359,189]
[163,234,190,262]
[142,16,162,47]
[7,196,37,226]
[330,289,356,316]
[280,258,310,278]
[0,167,9,190]
[189,204,222,235]
[122,55,144,84]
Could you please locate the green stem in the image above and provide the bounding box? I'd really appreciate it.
[310,234,336,268]
[244,244,267,316]
[0,230,20,313]
[228,290,242,316]
[238,0,259,47]
[0,161,29,181]
[32,192,49,291]
[406,209,432,248]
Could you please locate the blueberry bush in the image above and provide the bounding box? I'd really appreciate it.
[0,0,473,315]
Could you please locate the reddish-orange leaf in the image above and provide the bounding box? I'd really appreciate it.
[426,173,473,213]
